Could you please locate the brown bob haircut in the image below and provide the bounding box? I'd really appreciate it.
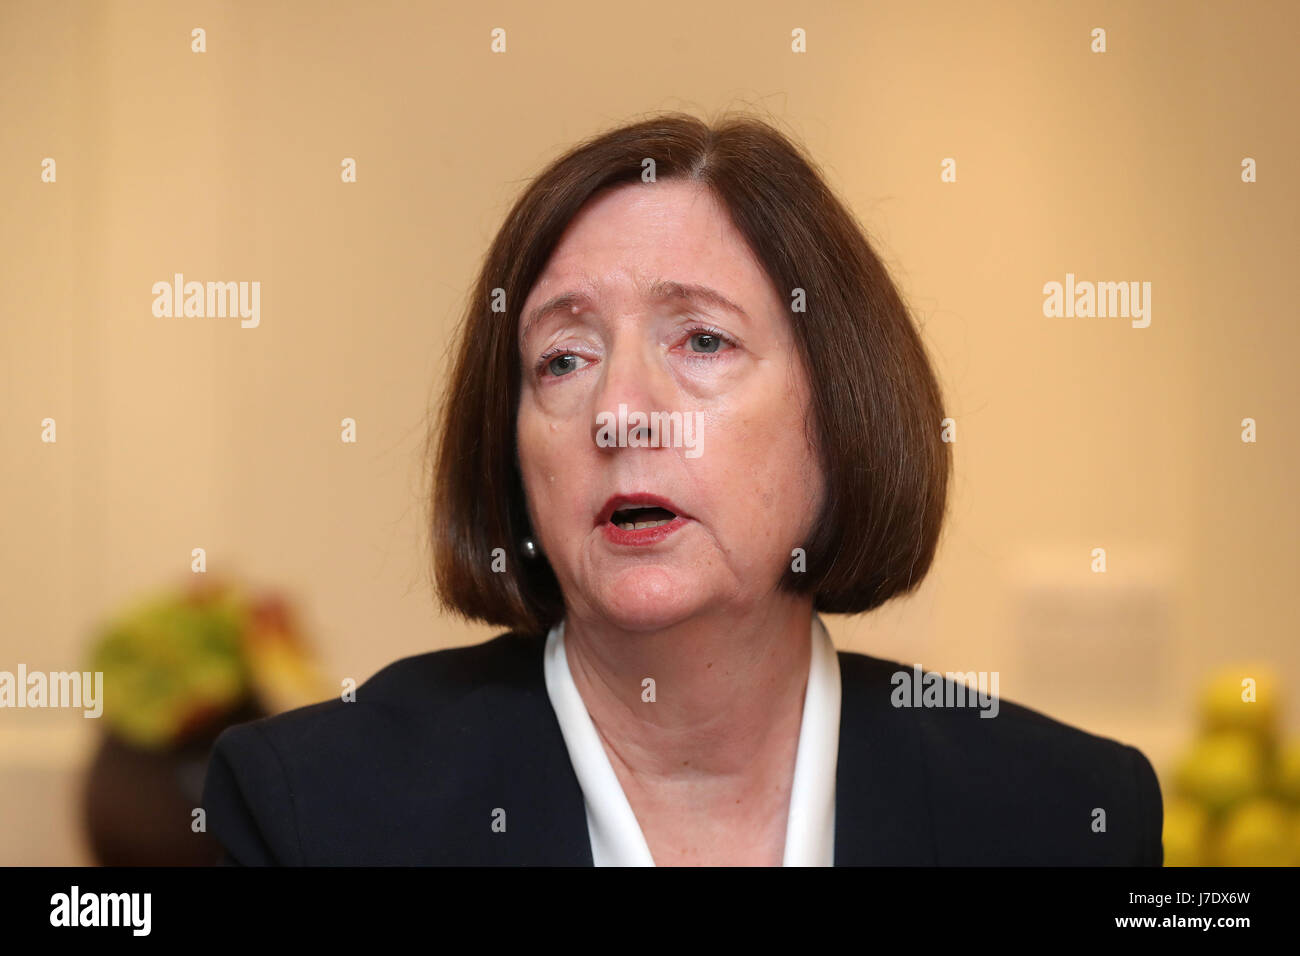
[429,111,950,637]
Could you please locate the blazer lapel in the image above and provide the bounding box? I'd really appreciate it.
[443,633,594,865]
[834,651,938,865]
[482,671,596,865]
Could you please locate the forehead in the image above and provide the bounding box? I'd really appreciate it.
[519,180,777,320]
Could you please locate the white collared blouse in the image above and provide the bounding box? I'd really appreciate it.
[542,614,841,866]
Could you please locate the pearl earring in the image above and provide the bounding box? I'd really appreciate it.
[520,538,539,560]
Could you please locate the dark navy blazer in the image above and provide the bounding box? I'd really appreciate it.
[200,631,1164,865]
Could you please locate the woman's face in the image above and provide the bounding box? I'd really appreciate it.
[516,180,825,632]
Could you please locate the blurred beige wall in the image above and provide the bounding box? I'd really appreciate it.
[1,0,1296,864]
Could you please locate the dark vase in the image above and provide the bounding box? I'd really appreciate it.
[82,698,267,866]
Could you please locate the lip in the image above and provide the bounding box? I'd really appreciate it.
[595,493,691,526]
[596,493,692,547]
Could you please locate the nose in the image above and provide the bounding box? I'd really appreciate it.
[589,333,677,453]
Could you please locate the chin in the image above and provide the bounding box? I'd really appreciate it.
[588,565,710,633]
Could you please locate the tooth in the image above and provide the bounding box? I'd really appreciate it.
[614,518,673,531]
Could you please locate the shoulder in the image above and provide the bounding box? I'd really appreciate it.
[200,631,562,865]
[209,630,544,771]
[837,651,1164,865]
[220,629,542,740]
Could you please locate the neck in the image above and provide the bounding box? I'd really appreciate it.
[560,596,815,802]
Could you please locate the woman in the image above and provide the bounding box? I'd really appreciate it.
[202,112,1163,866]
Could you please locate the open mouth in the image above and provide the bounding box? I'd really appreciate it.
[609,505,677,531]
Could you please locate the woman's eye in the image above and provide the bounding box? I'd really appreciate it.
[688,332,723,354]
[545,353,586,376]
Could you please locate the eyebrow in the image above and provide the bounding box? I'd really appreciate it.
[520,279,749,339]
